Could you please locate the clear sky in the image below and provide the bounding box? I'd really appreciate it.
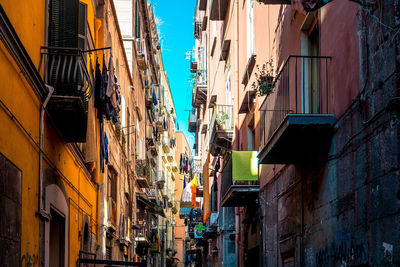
[151,0,196,150]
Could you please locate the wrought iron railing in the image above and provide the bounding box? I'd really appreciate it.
[136,38,146,56]
[196,69,207,86]
[259,55,331,149]
[39,46,92,103]
[188,110,197,132]
[205,104,234,148]
[136,159,147,177]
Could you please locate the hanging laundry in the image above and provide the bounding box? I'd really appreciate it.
[152,86,158,106]
[104,133,109,165]
[100,119,105,173]
[94,57,101,109]
[106,55,114,97]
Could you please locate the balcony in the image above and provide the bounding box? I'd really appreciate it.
[162,135,170,154]
[145,88,153,108]
[206,104,234,156]
[136,160,150,188]
[146,124,155,147]
[107,196,117,226]
[39,47,91,142]
[192,69,208,107]
[167,151,174,163]
[156,171,165,189]
[194,20,202,39]
[190,50,198,73]
[209,0,229,20]
[188,110,197,133]
[220,151,259,207]
[136,38,147,70]
[259,56,334,164]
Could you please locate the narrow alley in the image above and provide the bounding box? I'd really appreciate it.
[0,0,399,267]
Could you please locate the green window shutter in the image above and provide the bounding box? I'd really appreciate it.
[78,2,87,50]
[48,0,79,48]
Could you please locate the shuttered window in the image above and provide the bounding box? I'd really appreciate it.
[78,2,87,50]
[48,0,86,49]
[135,0,141,38]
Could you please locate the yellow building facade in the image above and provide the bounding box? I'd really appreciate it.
[0,0,111,265]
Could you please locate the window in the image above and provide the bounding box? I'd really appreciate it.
[247,0,254,60]
[135,0,141,38]
[247,127,255,151]
[301,16,320,114]
[48,0,87,49]
[107,167,117,201]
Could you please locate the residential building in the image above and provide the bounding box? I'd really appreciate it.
[174,132,192,267]
[114,1,179,266]
[0,0,176,266]
[0,0,104,265]
[188,0,400,266]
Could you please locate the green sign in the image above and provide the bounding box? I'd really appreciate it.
[232,151,258,181]
[194,223,206,238]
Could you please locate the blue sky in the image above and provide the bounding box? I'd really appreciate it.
[151,0,196,149]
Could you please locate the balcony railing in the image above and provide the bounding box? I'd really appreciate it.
[206,104,234,156]
[260,55,331,148]
[190,49,198,73]
[259,55,334,164]
[136,38,147,70]
[136,160,150,188]
[188,110,197,133]
[192,69,207,107]
[39,47,92,142]
[40,47,92,99]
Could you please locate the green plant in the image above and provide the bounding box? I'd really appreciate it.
[252,59,275,97]
[215,110,229,127]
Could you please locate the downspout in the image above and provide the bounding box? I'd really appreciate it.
[39,85,54,218]
[38,84,53,267]
[235,0,240,266]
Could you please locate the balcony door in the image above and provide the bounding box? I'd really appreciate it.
[226,66,232,130]
[301,19,320,114]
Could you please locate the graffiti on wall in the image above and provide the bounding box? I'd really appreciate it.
[315,228,367,266]
[21,253,39,267]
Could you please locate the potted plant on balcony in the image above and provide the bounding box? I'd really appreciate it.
[215,111,229,130]
[252,59,275,97]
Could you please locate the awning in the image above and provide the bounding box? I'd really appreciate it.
[137,195,166,218]
[179,207,193,219]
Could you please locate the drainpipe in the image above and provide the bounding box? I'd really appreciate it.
[37,85,53,267]
[38,85,54,219]
[235,1,240,266]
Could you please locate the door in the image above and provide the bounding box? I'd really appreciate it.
[225,67,232,130]
[49,208,65,267]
